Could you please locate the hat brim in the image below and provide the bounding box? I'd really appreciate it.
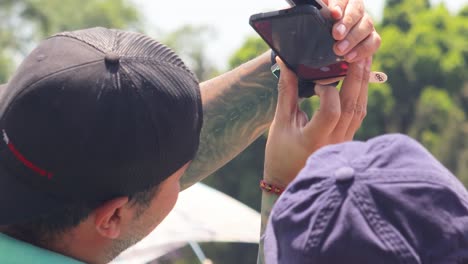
[0,163,65,225]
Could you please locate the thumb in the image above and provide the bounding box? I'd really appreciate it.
[274,57,299,124]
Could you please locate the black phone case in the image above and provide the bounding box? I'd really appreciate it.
[287,0,323,9]
[250,5,346,81]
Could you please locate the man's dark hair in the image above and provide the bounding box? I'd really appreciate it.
[2,184,158,247]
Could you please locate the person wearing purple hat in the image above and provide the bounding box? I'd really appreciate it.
[263,134,468,263]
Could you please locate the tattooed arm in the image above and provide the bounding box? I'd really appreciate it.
[180,0,382,190]
[180,52,278,190]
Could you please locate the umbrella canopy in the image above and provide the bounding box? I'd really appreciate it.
[112,183,260,263]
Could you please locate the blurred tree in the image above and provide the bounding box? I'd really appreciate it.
[229,36,269,69]
[0,53,12,83]
[375,1,468,185]
[382,0,430,32]
[357,83,396,139]
[7,0,140,39]
[163,25,220,81]
[0,0,141,81]
[409,87,467,171]
[460,5,468,17]
[377,3,468,131]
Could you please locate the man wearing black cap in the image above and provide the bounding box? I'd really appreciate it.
[0,28,203,263]
[0,1,380,263]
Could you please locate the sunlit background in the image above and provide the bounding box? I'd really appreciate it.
[0,0,467,263]
[133,0,466,70]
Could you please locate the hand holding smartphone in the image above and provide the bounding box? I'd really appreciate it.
[250,5,347,82]
[250,2,387,97]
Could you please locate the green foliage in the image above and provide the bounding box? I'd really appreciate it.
[382,0,430,31]
[357,83,396,139]
[16,0,140,37]
[374,1,468,134]
[409,87,466,166]
[0,52,12,83]
[0,0,141,81]
[163,25,220,81]
[229,36,269,69]
[461,5,468,17]
[373,1,468,184]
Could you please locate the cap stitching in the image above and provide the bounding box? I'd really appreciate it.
[120,58,198,81]
[272,179,333,217]
[119,65,159,135]
[305,186,343,251]
[117,67,162,191]
[351,186,419,263]
[52,34,105,54]
[124,59,199,88]
[111,29,118,52]
[2,59,103,118]
[358,170,468,204]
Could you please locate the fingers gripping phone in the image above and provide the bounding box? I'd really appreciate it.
[286,0,332,19]
[250,4,347,96]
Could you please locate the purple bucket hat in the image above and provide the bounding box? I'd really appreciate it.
[264,134,468,264]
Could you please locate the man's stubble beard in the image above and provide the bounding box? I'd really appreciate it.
[106,225,149,263]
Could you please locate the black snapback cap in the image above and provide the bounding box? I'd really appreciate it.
[0,27,203,225]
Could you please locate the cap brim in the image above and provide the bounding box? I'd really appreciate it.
[0,164,65,225]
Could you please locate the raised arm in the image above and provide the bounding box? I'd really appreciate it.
[257,0,381,261]
[181,52,278,190]
[257,56,372,263]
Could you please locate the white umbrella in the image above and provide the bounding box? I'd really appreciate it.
[112,183,260,264]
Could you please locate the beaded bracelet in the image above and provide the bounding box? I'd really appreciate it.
[260,180,285,195]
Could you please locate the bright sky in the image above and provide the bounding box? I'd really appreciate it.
[134,0,467,70]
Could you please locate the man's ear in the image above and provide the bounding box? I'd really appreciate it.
[93,197,129,239]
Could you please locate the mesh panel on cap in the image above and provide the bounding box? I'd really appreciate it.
[55,27,198,81]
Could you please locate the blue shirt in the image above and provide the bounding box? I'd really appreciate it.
[0,233,84,264]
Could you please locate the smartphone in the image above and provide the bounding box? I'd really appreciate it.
[286,0,325,7]
[250,5,348,82]
[286,0,331,19]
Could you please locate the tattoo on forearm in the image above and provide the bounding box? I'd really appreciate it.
[257,191,279,264]
[181,53,278,190]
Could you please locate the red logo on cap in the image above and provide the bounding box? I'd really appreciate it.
[2,130,53,179]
